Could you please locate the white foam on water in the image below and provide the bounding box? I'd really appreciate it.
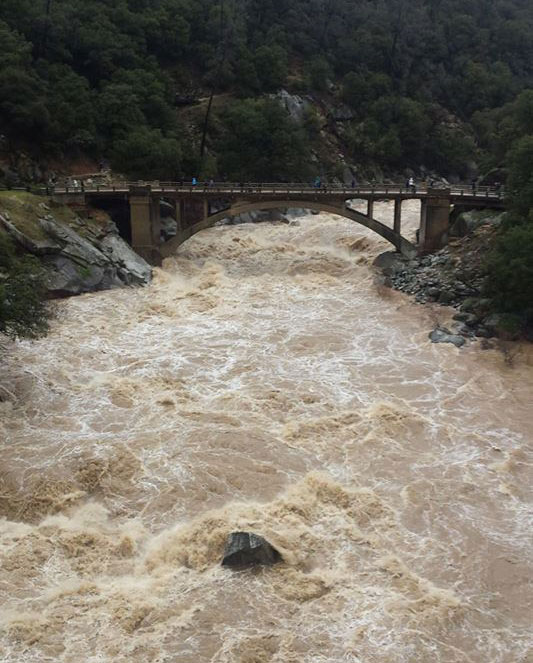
[0,206,531,662]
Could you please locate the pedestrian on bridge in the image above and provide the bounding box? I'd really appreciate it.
[314,176,321,188]
[192,177,197,186]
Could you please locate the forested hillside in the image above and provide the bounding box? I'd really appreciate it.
[1,0,533,182]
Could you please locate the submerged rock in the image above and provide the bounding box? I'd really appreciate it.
[222,532,282,569]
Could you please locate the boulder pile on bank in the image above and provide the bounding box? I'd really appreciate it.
[374,210,515,341]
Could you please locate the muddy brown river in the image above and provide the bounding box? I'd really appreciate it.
[1,202,532,662]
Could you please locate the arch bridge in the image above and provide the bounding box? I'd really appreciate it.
[51,182,506,265]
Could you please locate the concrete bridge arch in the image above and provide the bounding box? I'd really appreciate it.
[160,199,417,260]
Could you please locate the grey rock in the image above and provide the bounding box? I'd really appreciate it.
[429,327,466,348]
[160,199,175,217]
[160,216,177,240]
[99,234,152,285]
[0,213,61,255]
[452,322,473,336]
[483,314,502,333]
[460,297,479,313]
[453,312,478,326]
[327,103,355,122]
[373,251,406,276]
[474,326,493,338]
[450,210,506,237]
[43,254,111,296]
[276,89,309,122]
[222,532,282,569]
[438,290,455,305]
[475,298,492,313]
[2,209,151,296]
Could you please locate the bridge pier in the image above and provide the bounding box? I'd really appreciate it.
[129,186,162,266]
[419,189,451,254]
[367,198,374,219]
[394,199,402,234]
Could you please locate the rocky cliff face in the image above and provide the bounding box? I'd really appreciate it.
[0,192,151,297]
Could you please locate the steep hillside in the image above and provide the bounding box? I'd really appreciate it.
[1,0,533,184]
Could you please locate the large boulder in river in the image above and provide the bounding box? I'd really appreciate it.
[222,532,282,569]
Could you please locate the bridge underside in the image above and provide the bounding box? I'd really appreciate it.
[159,200,418,260]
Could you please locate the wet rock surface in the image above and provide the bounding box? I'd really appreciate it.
[0,197,152,297]
[429,327,466,348]
[222,532,282,569]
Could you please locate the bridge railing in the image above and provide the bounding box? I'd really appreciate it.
[42,181,506,199]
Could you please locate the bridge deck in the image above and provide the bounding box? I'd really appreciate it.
[48,182,506,206]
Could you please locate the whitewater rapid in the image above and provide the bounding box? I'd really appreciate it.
[0,202,531,662]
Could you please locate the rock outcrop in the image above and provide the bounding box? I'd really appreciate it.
[222,532,282,569]
[0,193,151,297]
[276,89,310,122]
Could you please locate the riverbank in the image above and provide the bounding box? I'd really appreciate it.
[374,209,529,344]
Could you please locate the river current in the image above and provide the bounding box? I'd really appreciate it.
[0,202,531,662]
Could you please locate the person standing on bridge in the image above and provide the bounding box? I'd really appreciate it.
[314,176,321,188]
[192,177,197,186]
[408,176,416,193]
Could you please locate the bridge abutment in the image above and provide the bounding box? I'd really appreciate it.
[129,186,162,265]
[419,189,451,254]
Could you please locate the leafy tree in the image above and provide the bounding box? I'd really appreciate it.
[485,223,533,324]
[254,44,288,92]
[111,127,182,180]
[342,72,392,111]
[0,0,533,181]
[505,135,533,220]
[428,126,477,177]
[216,98,311,181]
[306,56,331,92]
